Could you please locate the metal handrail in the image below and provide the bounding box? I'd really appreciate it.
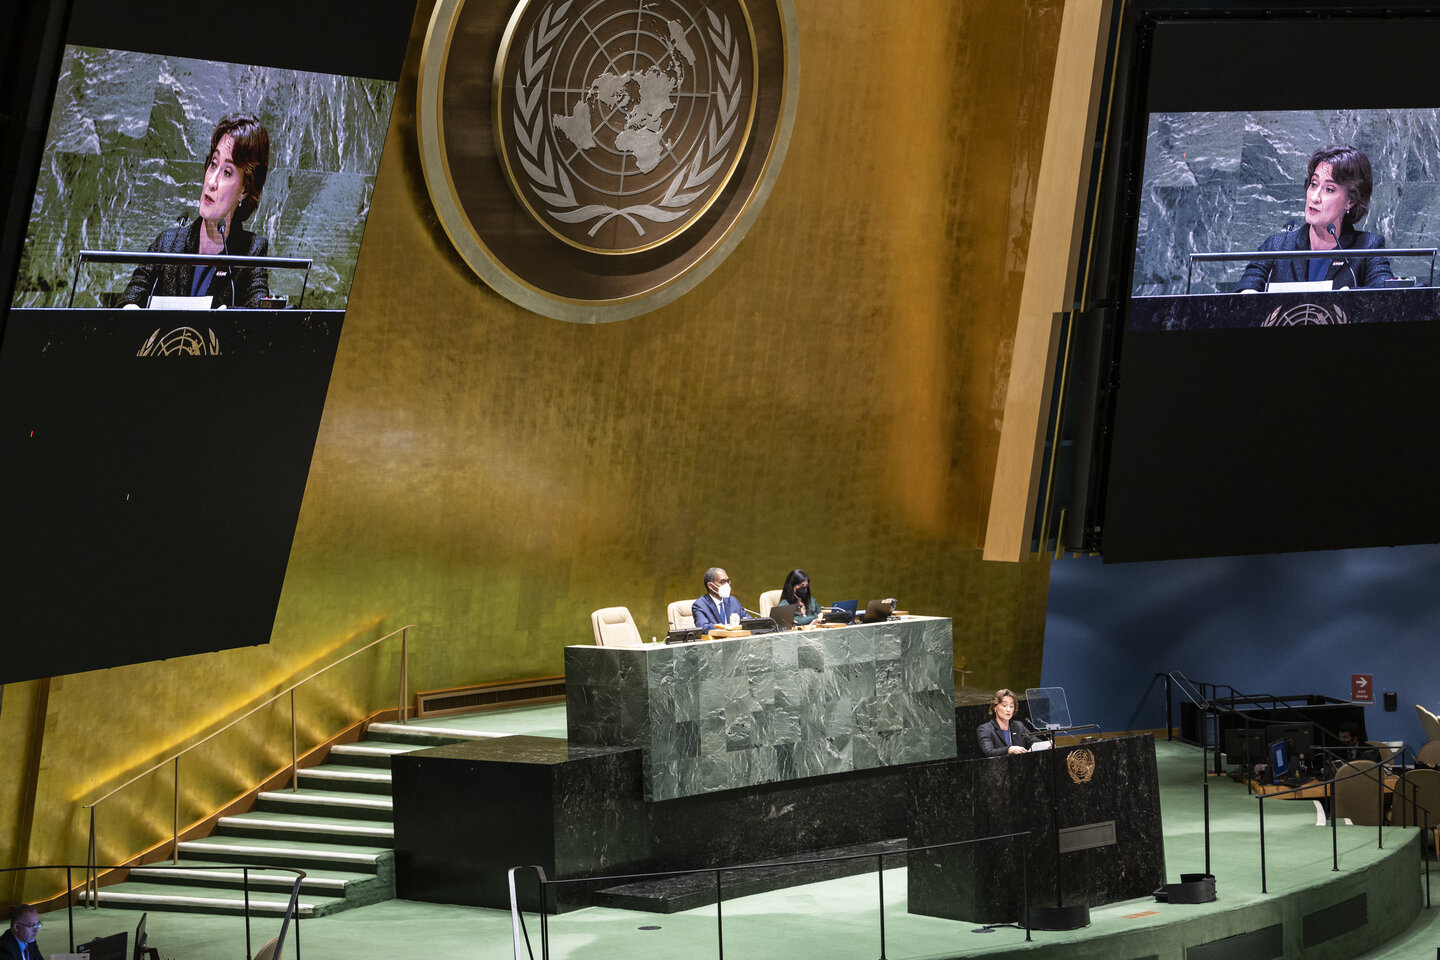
[1254,754,1432,908]
[509,831,1034,960]
[82,624,415,905]
[2,862,305,960]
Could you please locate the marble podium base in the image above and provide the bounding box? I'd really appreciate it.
[907,734,1166,924]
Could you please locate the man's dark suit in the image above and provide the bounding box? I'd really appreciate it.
[977,717,1040,757]
[692,593,746,633]
[118,217,271,308]
[1237,225,1393,291]
[1,927,44,960]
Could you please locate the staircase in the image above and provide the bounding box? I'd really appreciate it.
[85,721,492,917]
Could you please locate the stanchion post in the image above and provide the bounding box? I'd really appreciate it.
[1331,780,1339,871]
[172,757,181,864]
[66,867,74,952]
[244,867,252,960]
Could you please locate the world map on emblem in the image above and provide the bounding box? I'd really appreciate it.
[499,0,757,253]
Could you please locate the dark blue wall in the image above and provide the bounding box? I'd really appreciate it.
[1041,543,1440,750]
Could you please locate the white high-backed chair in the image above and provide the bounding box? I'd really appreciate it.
[667,599,696,631]
[1417,704,1440,743]
[758,590,783,617]
[590,606,644,646]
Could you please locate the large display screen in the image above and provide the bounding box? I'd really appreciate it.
[0,0,414,683]
[1095,11,1440,561]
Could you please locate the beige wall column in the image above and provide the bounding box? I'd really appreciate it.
[984,0,1113,562]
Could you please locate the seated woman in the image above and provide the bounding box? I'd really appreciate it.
[977,688,1040,757]
[1236,145,1393,292]
[120,113,272,308]
[776,568,820,626]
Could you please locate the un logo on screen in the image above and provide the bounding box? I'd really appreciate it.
[500,0,753,253]
[418,0,796,322]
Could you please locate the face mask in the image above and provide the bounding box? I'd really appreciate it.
[717,582,732,599]
[796,586,810,600]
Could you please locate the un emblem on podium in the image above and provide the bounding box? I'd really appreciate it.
[1067,748,1097,784]
[418,0,798,322]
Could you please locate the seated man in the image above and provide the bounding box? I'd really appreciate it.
[692,567,744,634]
[1335,721,1381,764]
[2,904,44,960]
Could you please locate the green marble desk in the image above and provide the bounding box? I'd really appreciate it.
[564,616,957,801]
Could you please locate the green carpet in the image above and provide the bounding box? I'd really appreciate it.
[29,720,1434,960]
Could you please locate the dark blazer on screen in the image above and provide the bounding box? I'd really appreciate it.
[1236,225,1393,292]
[119,218,270,308]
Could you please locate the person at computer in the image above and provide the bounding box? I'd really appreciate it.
[977,688,1041,757]
[692,567,745,633]
[775,568,820,626]
[1236,145,1393,293]
[2,904,44,960]
[119,113,272,309]
[1335,721,1381,763]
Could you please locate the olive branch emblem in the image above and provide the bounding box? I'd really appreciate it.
[511,3,744,238]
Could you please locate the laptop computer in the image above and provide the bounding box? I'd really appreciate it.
[860,598,896,623]
[768,604,799,631]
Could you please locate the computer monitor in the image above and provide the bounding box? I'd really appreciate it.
[1269,738,1290,783]
[1266,722,1315,768]
[1224,727,1266,767]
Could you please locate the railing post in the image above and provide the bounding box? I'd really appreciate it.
[86,806,98,909]
[67,866,74,952]
[715,869,724,960]
[290,689,299,793]
[1021,833,1031,941]
[1377,764,1384,850]
[1330,780,1339,871]
[172,756,180,865]
[244,867,252,960]
[876,854,886,960]
[1258,797,1267,893]
[399,626,410,724]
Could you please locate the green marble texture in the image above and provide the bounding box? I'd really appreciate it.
[11,46,396,309]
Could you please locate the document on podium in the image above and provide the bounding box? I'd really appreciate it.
[1030,740,1053,752]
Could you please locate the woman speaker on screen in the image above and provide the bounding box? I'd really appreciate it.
[1236,145,1393,292]
[120,113,272,308]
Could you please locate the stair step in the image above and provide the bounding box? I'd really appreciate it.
[129,863,359,895]
[178,837,391,873]
[256,789,393,821]
[217,813,394,846]
[296,766,392,795]
[365,721,505,745]
[82,882,347,917]
[327,743,421,768]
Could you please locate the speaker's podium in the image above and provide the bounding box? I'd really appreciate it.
[906,734,1165,925]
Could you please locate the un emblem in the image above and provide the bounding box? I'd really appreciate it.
[1262,303,1349,327]
[418,0,798,322]
[1066,748,1096,785]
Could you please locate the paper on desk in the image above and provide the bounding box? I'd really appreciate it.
[1029,740,1053,752]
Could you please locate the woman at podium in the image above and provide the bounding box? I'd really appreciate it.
[1236,145,1392,292]
[120,113,272,308]
[977,688,1040,756]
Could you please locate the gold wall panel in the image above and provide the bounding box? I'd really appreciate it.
[4,0,1068,897]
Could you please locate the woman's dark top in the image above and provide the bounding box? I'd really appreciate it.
[1236,226,1393,291]
[977,717,1040,757]
[119,218,270,308]
[776,595,820,626]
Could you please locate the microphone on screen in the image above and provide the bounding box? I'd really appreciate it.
[217,220,237,307]
[1327,223,1356,289]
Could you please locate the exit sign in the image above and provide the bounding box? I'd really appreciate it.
[1351,674,1374,703]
